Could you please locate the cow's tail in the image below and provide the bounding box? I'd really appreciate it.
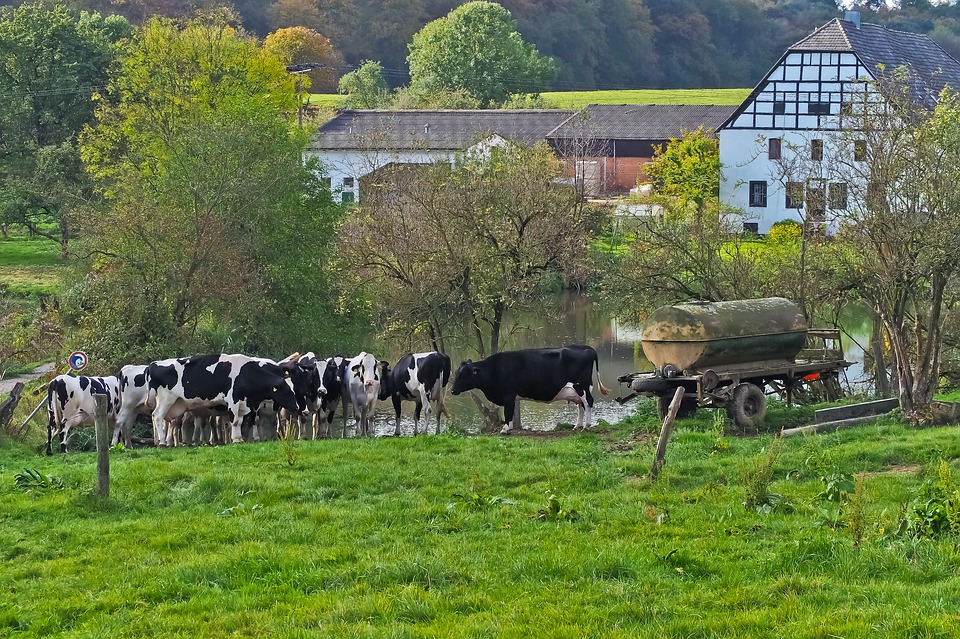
[594,353,611,396]
[45,381,59,456]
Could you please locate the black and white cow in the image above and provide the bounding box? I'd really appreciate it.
[379,352,451,436]
[148,354,304,445]
[345,352,388,437]
[46,374,122,455]
[451,345,610,435]
[312,356,349,438]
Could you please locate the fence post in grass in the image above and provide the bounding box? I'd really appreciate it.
[651,386,685,481]
[94,393,110,497]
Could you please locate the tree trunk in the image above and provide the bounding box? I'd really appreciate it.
[871,314,890,397]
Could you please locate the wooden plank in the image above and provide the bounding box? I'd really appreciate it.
[94,394,110,498]
[814,398,898,424]
[781,415,884,437]
[651,386,685,480]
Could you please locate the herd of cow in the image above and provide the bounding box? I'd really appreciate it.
[45,345,611,455]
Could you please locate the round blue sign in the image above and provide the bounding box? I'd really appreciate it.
[69,350,88,371]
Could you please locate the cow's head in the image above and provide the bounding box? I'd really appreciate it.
[270,375,301,415]
[451,360,481,395]
[349,353,384,389]
[278,352,322,413]
[318,357,343,409]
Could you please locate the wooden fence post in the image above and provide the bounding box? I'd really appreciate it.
[651,386,685,481]
[94,393,110,497]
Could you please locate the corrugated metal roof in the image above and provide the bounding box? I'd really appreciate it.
[308,109,574,151]
[547,104,737,140]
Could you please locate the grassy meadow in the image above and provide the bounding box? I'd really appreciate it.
[0,231,63,297]
[3,401,960,638]
[308,88,752,110]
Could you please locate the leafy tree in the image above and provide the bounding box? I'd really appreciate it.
[337,60,392,108]
[266,0,323,32]
[264,26,342,92]
[406,1,555,107]
[645,127,722,217]
[0,2,130,255]
[338,142,593,357]
[74,16,343,367]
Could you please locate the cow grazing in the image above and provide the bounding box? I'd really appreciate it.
[379,352,451,436]
[46,374,122,455]
[148,354,304,445]
[345,352,387,437]
[451,345,610,435]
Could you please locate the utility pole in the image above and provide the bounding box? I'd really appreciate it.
[285,63,325,128]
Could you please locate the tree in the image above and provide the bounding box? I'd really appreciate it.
[828,71,960,419]
[264,26,342,92]
[74,16,343,367]
[406,1,555,107]
[645,127,722,217]
[337,60,392,108]
[337,142,593,357]
[0,2,130,255]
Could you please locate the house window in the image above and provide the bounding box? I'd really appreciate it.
[773,101,786,115]
[854,140,867,161]
[808,102,831,115]
[768,138,781,160]
[743,222,759,234]
[786,181,804,209]
[342,176,355,188]
[341,191,355,204]
[806,180,826,221]
[829,182,848,210]
[811,139,823,161]
[749,181,768,207]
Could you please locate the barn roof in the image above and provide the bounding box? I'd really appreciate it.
[308,110,574,151]
[546,104,737,140]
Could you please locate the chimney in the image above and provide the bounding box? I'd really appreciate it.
[845,10,861,29]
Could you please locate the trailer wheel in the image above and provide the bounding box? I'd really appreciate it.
[657,395,697,420]
[727,383,766,428]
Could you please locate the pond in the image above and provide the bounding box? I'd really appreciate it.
[352,294,874,437]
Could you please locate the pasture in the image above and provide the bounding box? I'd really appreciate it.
[0,231,62,297]
[308,88,752,110]
[3,403,960,638]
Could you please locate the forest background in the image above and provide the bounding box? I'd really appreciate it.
[2,0,958,93]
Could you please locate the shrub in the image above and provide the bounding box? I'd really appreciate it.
[767,219,802,244]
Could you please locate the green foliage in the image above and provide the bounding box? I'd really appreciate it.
[337,60,392,108]
[767,219,803,244]
[13,468,64,492]
[406,1,555,107]
[894,458,960,539]
[740,436,785,513]
[447,491,514,511]
[71,16,346,367]
[645,127,720,214]
[535,488,580,522]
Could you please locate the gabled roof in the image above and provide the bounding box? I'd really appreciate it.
[792,18,960,103]
[547,104,737,140]
[308,109,574,151]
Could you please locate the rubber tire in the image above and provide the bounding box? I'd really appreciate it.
[727,383,766,429]
[656,395,697,420]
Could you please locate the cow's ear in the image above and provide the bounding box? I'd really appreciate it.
[351,364,360,373]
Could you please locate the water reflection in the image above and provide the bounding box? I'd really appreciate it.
[355,293,872,437]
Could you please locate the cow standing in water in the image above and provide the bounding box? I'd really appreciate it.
[451,345,610,435]
[344,352,387,437]
[379,352,451,436]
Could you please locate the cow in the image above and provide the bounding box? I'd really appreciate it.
[115,363,157,447]
[277,353,326,439]
[46,374,122,455]
[379,352,451,436]
[147,354,305,445]
[311,356,349,438]
[451,345,610,435]
[344,352,388,437]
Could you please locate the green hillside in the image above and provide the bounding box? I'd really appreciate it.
[309,88,751,110]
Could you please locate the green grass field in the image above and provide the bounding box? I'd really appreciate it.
[4,400,960,638]
[309,88,752,110]
[0,232,63,297]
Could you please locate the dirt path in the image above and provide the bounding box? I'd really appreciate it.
[0,362,56,396]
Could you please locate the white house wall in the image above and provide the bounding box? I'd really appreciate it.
[305,149,456,204]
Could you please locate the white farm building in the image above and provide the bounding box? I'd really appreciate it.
[719,11,960,234]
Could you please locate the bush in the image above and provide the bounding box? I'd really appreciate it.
[767,219,802,244]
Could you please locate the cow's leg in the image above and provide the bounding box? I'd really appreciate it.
[584,387,595,429]
[152,395,176,447]
[413,401,424,436]
[501,396,518,435]
[434,386,446,435]
[417,387,432,435]
[230,409,246,444]
[392,395,403,436]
